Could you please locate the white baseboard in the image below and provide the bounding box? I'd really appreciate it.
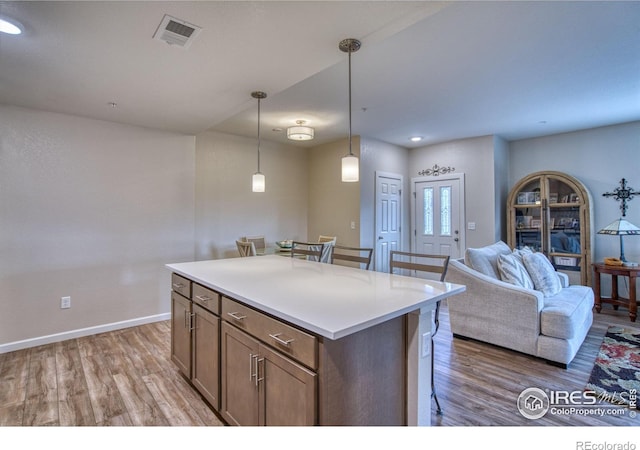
[0,313,171,354]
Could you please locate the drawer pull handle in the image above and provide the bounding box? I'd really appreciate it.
[172,282,185,289]
[227,311,247,321]
[269,333,294,346]
[195,295,210,302]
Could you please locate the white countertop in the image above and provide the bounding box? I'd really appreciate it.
[166,255,465,340]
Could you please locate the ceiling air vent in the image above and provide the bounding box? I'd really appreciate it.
[153,14,202,49]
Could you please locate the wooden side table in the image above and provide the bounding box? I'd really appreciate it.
[592,263,640,322]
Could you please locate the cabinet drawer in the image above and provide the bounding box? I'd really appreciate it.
[222,296,317,370]
[171,273,191,298]
[193,283,220,315]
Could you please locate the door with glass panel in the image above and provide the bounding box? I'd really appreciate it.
[414,175,464,259]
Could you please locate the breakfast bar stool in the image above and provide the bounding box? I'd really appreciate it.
[291,241,327,262]
[331,245,374,270]
[389,250,450,415]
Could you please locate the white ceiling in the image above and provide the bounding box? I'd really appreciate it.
[1,1,639,149]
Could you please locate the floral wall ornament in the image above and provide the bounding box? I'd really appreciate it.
[418,164,456,177]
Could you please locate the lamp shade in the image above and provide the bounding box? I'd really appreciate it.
[597,218,640,235]
[341,154,359,182]
[598,218,640,262]
[252,172,265,192]
[287,125,314,141]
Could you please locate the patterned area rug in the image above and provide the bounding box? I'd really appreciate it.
[585,325,640,408]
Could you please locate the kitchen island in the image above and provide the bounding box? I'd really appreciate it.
[167,255,465,426]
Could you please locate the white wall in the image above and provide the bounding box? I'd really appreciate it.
[493,136,510,241]
[0,105,195,348]
[509,121,640,265]
[195,131,309,259]
[409,135,499,248]
[307,137,360,247]
[360,137,410,254]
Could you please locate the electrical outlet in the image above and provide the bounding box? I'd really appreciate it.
[61,296,71,309]
[421,332,431,358]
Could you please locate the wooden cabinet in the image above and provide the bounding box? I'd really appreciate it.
[170,276,221,410]
[192,304,220,408]
[220,304,317,426]
[171,273,406,426]
[170,290,191,376]
[507,171,593,286]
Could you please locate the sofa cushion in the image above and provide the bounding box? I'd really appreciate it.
[523,252,562,297]
[540,286,594,340]
[464,241,511,279]
[497,253,535,289]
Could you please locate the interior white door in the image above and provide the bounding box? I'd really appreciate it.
[375,172,403,273]
[413,175,464,258]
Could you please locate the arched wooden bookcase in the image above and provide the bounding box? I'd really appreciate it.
[507,171,594,286]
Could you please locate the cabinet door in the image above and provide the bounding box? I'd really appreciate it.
[220,322,260,426]
[171,292,191,377]
[192,304,220,410]
[258,344,317,426]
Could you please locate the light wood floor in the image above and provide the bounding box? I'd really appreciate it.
[0,303,637,426]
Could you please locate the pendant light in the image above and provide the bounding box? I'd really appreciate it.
[339,38,361,183]
[251,91,267,192]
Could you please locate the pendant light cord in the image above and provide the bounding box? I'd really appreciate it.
[257,96,261,173]
[347,48,353,157]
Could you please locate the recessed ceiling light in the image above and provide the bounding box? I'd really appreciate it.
[0,16,23,35]
[410,136,423,142]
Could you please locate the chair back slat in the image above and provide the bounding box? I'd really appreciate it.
[236,240,257,257]
[242,235,266,253]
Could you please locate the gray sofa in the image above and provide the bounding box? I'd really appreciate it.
[444,241,594,368]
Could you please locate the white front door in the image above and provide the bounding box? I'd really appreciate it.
[375,172,403,273]
[413,174,464,258]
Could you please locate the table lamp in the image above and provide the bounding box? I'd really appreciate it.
[597,218,640,266]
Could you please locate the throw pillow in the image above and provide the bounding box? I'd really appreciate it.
[522,252,562,297]
[464,241,511,279]
[497,253,535,290]
[512,246,533,265]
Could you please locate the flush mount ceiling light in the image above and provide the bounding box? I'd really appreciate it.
[251,91,267,193]
[339,38,361,183]
[0,16,23,35]
[287,120,314,141]
[410,136,423,142]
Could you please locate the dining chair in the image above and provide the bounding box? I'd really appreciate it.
[290,241,327,262]
[331,245,374,270]
[389,250,450,416]
[242,235,266,255]
[236,240,257,257]
[317,235,337,263]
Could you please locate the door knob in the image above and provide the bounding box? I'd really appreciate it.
[454,238,459,242]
